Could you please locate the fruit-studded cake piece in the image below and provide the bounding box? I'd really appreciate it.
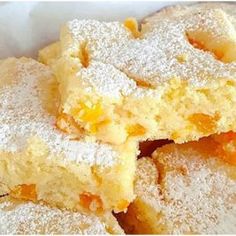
[40,6,236,145]
[117,133,236,234]
[0,57,137,213]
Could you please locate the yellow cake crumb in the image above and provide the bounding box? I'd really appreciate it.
[11,184,37,202]
[0,57,137,213]
[39,6,236,145]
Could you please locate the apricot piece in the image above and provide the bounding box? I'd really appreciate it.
[81,103,103,123]
[186,30,236,63]
[117,199,130,212]
[187,34,205,51]
[127,124,146,136]
[11,184,37,201]
[71,102,103,123]
[79,192,103,213]
[124,18,140,38]
[188,113,217,134]
[79,42,90,68]
[90,119,111,134]
[135,80,155,89]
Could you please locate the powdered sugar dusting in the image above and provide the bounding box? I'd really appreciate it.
[0,58,117,166]
[135,143,236,234]
[66,8,236,93]
[78,60,136,98]
[0,199,110,234]
[160,148,236,234]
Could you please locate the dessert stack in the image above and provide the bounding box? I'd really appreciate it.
[0,3,236,234]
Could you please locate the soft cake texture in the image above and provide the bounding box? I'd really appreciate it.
[117,135,236,234]
[0,197,123,234]
[142,3,236,24]
[39,5,236,145]
[0,57,137,213]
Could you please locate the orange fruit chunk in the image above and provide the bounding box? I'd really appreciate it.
[188,113,217,134]
[11,184,37,201]
[117,199,130,212]
[71,102,103,123]
[124,18,140,38]
[187,35,205,51]
[135,80,155,89]
[79,42,90,68]
[127,124,146,136]
[79,192,103,213]
[186,33,224,61]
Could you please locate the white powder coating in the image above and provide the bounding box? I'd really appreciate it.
[135,146,236,234]
[66,7,236,93]
[78,60,137,98]
[77,60,163,99]
[0,199,110,234]
[143,3,236,26]
[0,58,117,166]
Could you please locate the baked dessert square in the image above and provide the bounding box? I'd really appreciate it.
[39,5,236,146]
[117,134,236,234]
[39,42,60,66]
[0,197,123,234]
[0,57,137,213]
